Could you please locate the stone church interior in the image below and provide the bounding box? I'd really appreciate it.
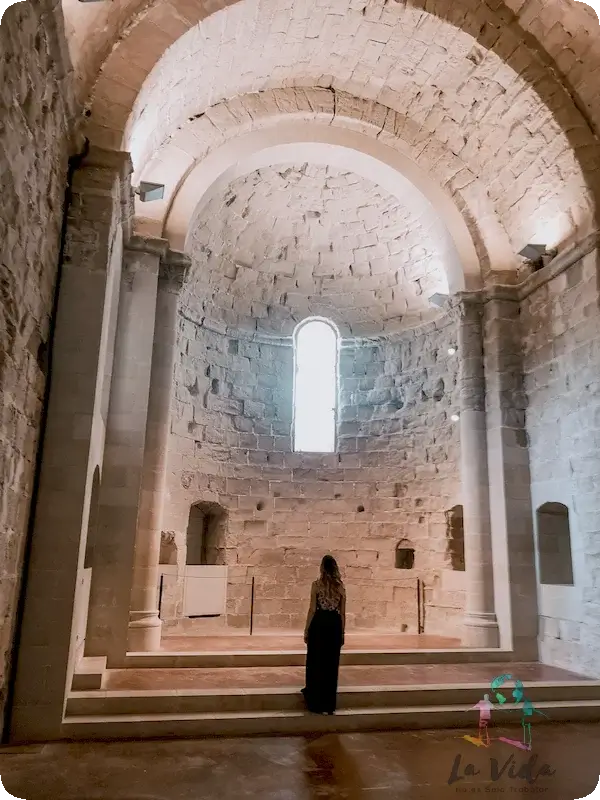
[2,0,600,796]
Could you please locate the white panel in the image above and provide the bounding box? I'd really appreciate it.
[539,584,583,623]
[183,566,228,617]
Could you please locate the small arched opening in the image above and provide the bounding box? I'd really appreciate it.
[395,543,415,570]
[537,502,574,586]
[186,502,227,566]
[446,505,465,571]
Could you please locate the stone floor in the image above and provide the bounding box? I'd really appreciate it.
[160,632,461,652]
[105,661,590,691]
[1,723,598,799]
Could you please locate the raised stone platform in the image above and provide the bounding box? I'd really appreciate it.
[159,632,462,652]
[63,639,600,743]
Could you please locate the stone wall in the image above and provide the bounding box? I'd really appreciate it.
[0,1,72,726]
[163,313,466,636]
[521,249,600,676]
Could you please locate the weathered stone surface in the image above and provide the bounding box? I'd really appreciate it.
[521,249,600,676]
[0,0,72,727]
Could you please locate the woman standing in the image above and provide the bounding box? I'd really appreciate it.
[302,555,346,715]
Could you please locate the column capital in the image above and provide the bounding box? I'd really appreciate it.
[448,286,521,319]
[158,251,190,293]
[447,291,484,325]
[125,234,170,259]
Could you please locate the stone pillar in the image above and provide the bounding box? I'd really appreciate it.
[484,291,538,659]
[85,236,168,667]
[128,254,188,651]
[9,149,132,742]
[456,295,500,648]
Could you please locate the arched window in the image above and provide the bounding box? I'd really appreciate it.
[537,502,574,586]
[293,318,339,453]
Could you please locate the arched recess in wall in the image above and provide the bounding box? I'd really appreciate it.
[395,542,415,570]
[186,502,227,566]
[292,317,339,454]
[536,502,574,586]
[446,505,465,572]
[84,466,101,569]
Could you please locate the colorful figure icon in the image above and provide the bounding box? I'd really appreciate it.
[491,673,547,751]
[464,692,496,747]
[475,693,495,746]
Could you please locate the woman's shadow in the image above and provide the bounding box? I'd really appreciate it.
[302,734,365,799]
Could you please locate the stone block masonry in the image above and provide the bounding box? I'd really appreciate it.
[163,313,466,636]
[183,163,453,338]
[0,0,74,731]
[521,248,600,677]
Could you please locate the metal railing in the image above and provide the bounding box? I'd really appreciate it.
[249,576,255,635]
[158,573,427,633]
[417,578,426,634]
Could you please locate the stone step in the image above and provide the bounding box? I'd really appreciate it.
[71,656,106,691]
[66,681,600,717]
[125,647,514,670]
[60,699,600,741]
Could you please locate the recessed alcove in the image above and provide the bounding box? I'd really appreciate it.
[446,505,465,572]
[537,502,574,586]
[186,502,227,566]
[395,545,416,570]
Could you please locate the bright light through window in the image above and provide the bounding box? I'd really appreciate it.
[293,319,338,453]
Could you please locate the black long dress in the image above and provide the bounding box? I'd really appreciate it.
[302,587,344,714]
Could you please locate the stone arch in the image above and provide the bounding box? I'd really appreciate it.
[133,91,516,286]
[536,502,574,586]
[172,126,482,290]
[82,0,600,247]
[71,1,600,140]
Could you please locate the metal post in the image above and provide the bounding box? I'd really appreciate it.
[249,576,255,635]
[417,578,422,634]
[421,580,426,633]
[157,574,164,619]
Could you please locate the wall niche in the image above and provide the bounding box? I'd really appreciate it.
[186,502,227,566]
[395,542,415,570]
[537,502,574,586]
[446,505,465,571]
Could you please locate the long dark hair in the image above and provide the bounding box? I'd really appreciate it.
[318,554,344,605]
